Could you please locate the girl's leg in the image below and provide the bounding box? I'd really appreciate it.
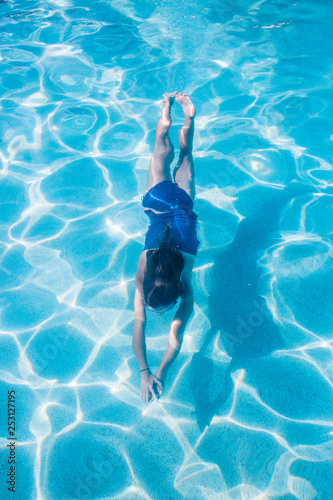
[173,93,196,202]
[144,93,177,195]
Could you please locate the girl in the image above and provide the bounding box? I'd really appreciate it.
[132,92,199,404]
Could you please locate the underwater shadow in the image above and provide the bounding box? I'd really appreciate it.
[190,181,314,431]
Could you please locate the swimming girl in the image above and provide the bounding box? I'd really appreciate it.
[132,92,199,405]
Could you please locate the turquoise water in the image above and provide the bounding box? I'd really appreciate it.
[0,0,333,498]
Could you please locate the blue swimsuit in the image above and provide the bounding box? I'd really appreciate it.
[142,180,200,256]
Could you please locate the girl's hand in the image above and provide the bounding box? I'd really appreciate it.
[141,370,163,405]
[154,374,164,399]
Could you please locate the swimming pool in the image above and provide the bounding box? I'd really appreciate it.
[0,0,332,498]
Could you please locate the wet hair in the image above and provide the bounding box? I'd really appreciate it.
[143,223,185,309]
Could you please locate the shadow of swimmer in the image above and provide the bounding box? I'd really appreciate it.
[224,275,303,350]
[227,297,272,345]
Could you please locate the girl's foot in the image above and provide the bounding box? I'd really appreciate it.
[176,93,196,118]
[163,92,177,106]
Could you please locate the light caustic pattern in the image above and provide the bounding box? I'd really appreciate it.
[0,0,332,498]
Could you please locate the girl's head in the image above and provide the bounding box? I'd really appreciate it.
[143,223,185,314]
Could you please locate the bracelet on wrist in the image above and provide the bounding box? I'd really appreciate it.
[140,367,149,372]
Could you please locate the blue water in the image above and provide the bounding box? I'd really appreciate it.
[0,0,333,498]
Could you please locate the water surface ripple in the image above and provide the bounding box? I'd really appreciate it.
[0,0,332,498]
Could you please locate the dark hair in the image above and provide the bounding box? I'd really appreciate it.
[143,223,185,309]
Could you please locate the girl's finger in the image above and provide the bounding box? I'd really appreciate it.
[154,378,163,392]
[150,388,158,402]
[154,375,163,386]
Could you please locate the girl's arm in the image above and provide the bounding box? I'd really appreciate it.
[155,277,194,384]
[132,275,148,371]
[132,272,163,404]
